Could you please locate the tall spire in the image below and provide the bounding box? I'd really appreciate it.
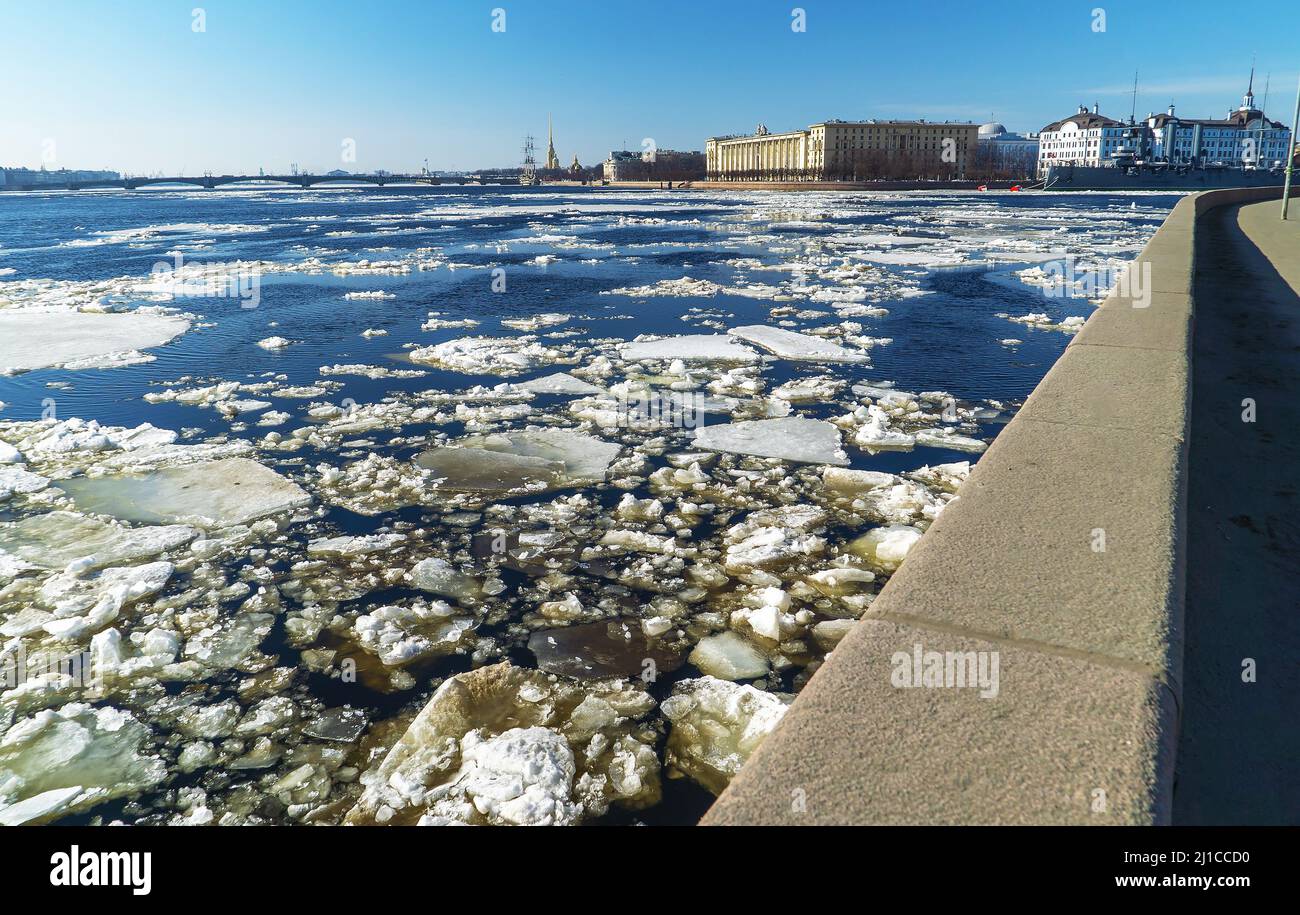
[545,115,560,170]
[1242,61,1257,110]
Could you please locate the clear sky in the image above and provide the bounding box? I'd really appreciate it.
[2,0,1297,174]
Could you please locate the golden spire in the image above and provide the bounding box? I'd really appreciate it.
[545,115,560,170]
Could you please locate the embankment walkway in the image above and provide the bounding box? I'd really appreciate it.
[1173,199,1300,824]
[701,188,1297,825]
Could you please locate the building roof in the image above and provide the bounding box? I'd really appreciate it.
[979,122,1007,137]
[1040,111,1123,132]
[1147,109,1284,130]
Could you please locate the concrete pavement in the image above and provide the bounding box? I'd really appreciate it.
[1173,199,1300,824]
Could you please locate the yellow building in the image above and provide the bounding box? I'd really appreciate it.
[707,120,978,181]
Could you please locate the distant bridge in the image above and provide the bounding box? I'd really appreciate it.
[0,173,525,191]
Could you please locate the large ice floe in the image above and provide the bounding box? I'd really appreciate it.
[0,311,190,375]
[727,325,866,363]
[0,186,1164,826]
[620,334,758,363]
[56,458,312,528]
[695,416,850,465]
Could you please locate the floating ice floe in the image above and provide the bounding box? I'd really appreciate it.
[722,504,828,572]
[661,676,790,795]
[256,336,293,350]
[17,560,175,641]
[848,523,924,571]
[999,312,1087,334]
[727,325,866,363]
[772,375,845,403]
[416,447,564,496]
[0,311,190,376]
[906,460,971,493]
[0,467,48,501]
[620,334,758,363]
[319,363,427,379]
[56,458,311,528]
[513,372,604,396]
[306,532,407,557]
[345,663,659,826]
[350,600,476,667]
[528,619,684,680]
[0,704,167,825]
[604,276,725,298]
[0,511,198,576]
[501,313,571,331]
[913,427,988,453]
[460,428,622,483]
[688,631,770,681]
[409,336,563,376]
[694,416,849,466]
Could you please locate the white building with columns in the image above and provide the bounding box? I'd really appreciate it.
[706,119,976,181]
[1142,76,1290,168]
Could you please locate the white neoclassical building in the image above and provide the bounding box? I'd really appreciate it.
[1036,76,1292,176]
[1035,105,1132,175]
[1143,78,1290,168]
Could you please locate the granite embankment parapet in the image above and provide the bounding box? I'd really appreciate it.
[701,185,1293,826]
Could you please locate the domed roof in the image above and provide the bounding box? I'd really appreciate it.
[978,122,1007,138]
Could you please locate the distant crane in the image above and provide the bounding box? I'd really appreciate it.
[521,135,538,184]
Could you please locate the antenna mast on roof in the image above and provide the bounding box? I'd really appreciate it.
[1130,69,1139,125]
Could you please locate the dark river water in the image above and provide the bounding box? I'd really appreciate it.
[0,185,1178,826]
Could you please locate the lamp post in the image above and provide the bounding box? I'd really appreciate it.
[1282,73,1300,219]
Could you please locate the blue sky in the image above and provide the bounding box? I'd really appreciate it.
[2,0,1296,174]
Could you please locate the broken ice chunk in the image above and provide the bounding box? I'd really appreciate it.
[913,427,987,453]
[350,601,476,667]
[0,511,198,573]
[688,631,770,680]
[844,404,917,452]
[514,372,604,396]
[416,446,565,494]
[0,466,49,500]
[462,428,622,484]
[821,466,897,495]
[847,523,924,571]
[427,727,582,826]
[727,325,866,363]
[694,416,849,466]
[0,704,167,825]
[620,334,758,363]
[722,504,828,572]
[661,676,790,794]
[306,532,406,557]
[345,663,659,825]
[409,558,489,605]
[408,336,561,376]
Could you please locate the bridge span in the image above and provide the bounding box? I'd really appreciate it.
[1,173,524,191]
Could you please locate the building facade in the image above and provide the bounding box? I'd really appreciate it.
[1143,79,1290,168]
[706,120,978,181]
[603,149,705,182]
[0,167,121,188]
[1037,79,1292,176]
[1035,105,1132,174]
[974,122,1040,177]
